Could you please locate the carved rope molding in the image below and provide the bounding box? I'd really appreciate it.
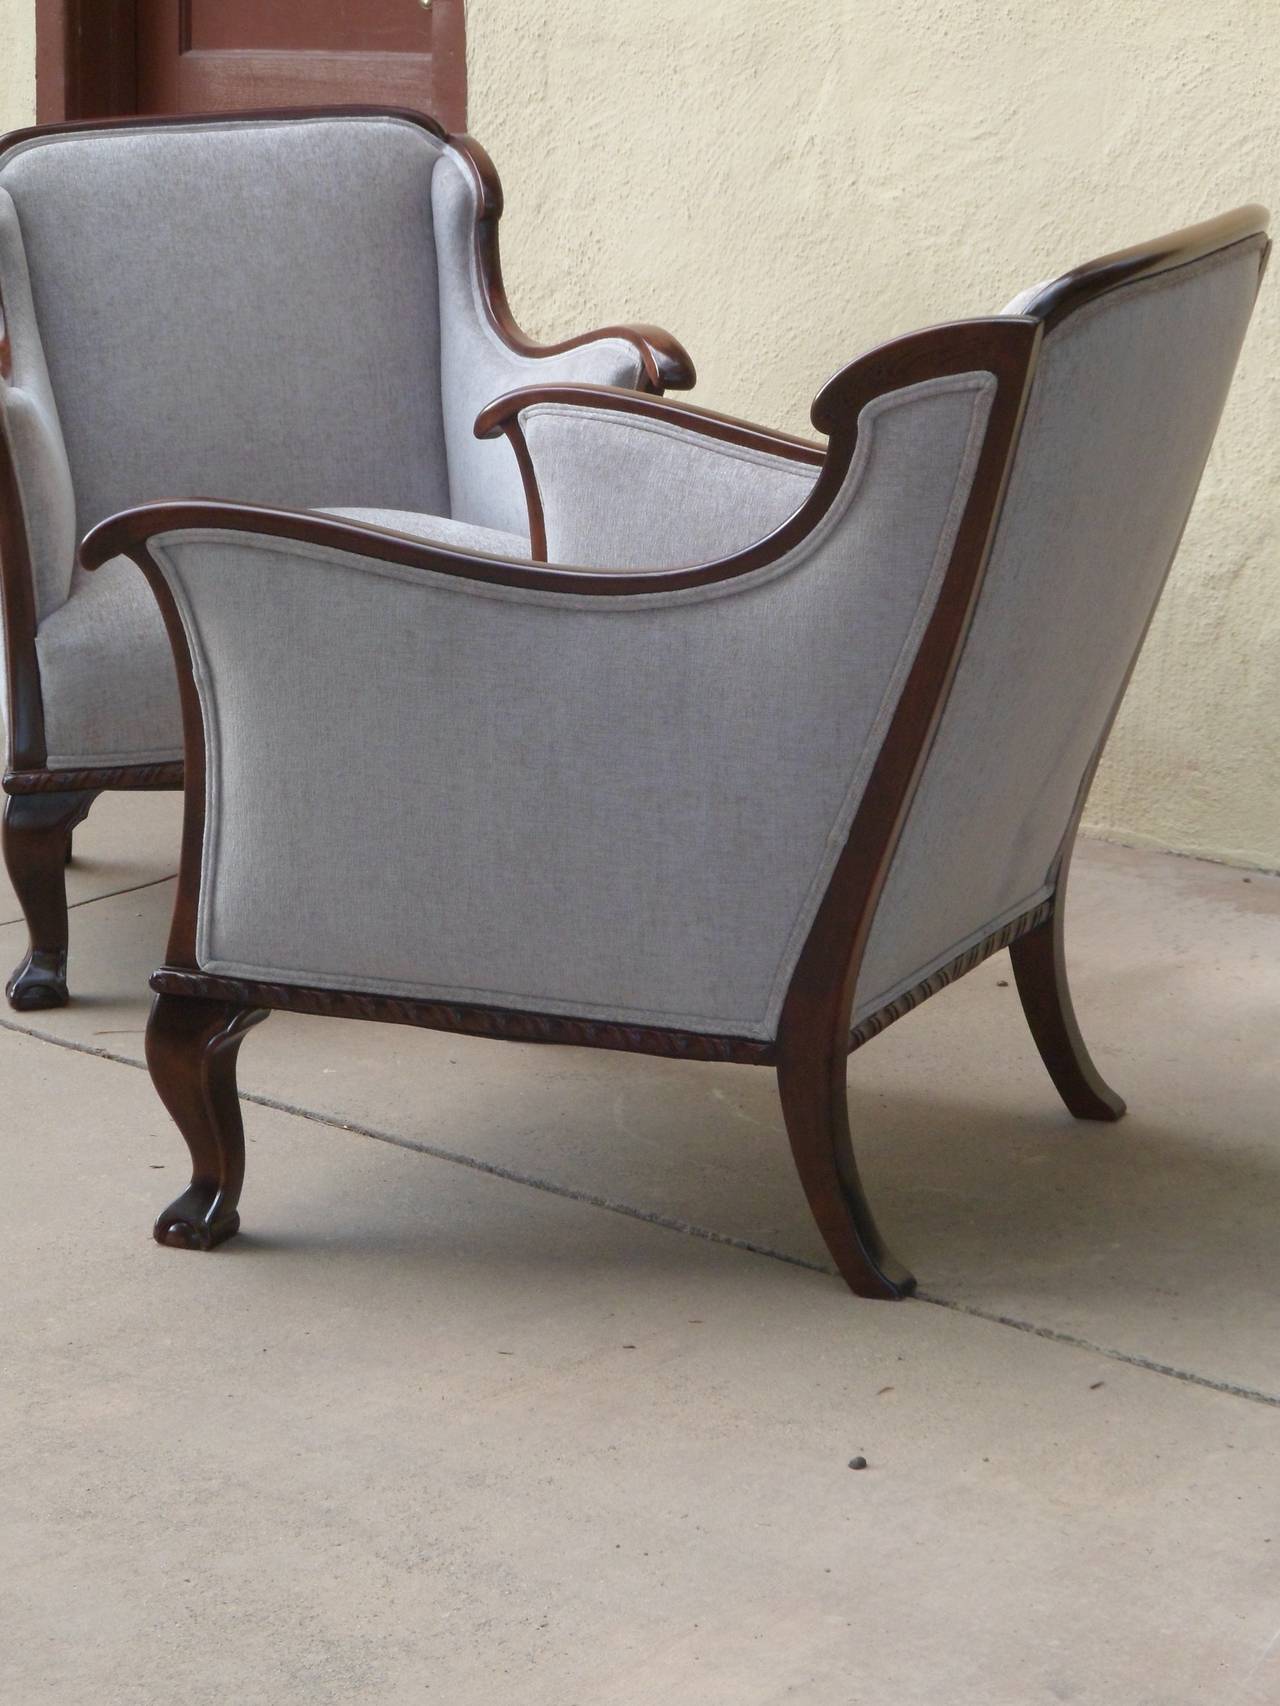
[847,897,1055,1053]
[150,901,1055,1071]
[148,970,777,1065]
[3,762,184,795]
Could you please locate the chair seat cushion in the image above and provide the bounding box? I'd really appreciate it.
[34,508,528,771]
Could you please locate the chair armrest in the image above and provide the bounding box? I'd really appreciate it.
[475,382,823,462]
[449,135,695,394]
[474,383,825,566]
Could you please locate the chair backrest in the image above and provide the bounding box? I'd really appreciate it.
[0,112,541,625]
[856,218,1267,1022]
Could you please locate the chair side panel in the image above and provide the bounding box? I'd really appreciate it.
[522,404,820,570]
[858,239,1265,1021]
[149,375,994,1040]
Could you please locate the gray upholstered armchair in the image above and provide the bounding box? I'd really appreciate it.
[0,108,693,1009]
[85,206,1267,1297]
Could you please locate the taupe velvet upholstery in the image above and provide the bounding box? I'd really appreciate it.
[0,114,655,773]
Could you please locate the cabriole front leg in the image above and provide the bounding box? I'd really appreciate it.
[3,789,98,1011]
[146,992,269,1250]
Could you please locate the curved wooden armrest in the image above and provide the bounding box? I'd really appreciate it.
[78,497,786,598]
[449,134,696,392]
[501,323,696,394]
[474,383,824,561]
[474,381,826,466]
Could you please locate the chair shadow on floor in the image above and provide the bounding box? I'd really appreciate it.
[199,1000,1280,1365]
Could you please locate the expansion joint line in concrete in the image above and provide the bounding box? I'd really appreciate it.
[0,870,178,931]
[3,1012,1278,1413]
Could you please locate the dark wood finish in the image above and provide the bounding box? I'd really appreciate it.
[2,789,97,1009]
[4,762,184,796]
[476,381,824,462]
[80,205,1271,1294]
[1018,205,1270,330]
[1010,899,1125,1121]
[151,970,774,1065]
[774,318,1042,1297]
[0,106,692,1006]
[147,993,269,1248]
[776,1046,916,1299]
[848,897,1055,1053]
[449,137,695,394]
[37,0,464,130]
[1006,212,1273,1124]
[36,0,137,124]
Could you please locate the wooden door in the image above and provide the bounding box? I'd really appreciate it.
[35,0,466,131]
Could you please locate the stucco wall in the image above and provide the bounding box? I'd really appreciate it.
[0,2,1275,866]
[0,0,33,131]
[469,2,1280,870]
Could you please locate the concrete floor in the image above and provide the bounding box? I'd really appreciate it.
[2,792,1278,1704]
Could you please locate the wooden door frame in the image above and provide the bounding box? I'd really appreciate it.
[37,0,136,122]
[35,1,466,125]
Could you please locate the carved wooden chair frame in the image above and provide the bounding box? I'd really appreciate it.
[83,204,1269,1300]
[0,105,694,1010]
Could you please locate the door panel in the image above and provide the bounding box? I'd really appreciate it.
[36,0,465,130]
[186,2,430,55]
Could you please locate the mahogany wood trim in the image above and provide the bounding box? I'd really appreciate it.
[1009,898,1125,1122]
[150,969,776,1065]
[37,1,462,128]
[446,134,695,393]
[502,422,548,562]
[36,0,138,125]
[1017,205,1269,329]
[2,787,96,1009]
[145,898,1061,1071]
[773,317,1042,1297]
[474,382,824,465]
[476,382,822,559]
[1,103,445,152]
[4,762,183,795]
[147,992,270,1250]
[847,898,1054,1053]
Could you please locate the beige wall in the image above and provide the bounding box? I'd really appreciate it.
[0,0,33,130]
[0,2,1275,865]
[470,2,1280,870]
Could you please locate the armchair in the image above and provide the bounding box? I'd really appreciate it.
[85,206,1268,1297]
[0,107,693,1009]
